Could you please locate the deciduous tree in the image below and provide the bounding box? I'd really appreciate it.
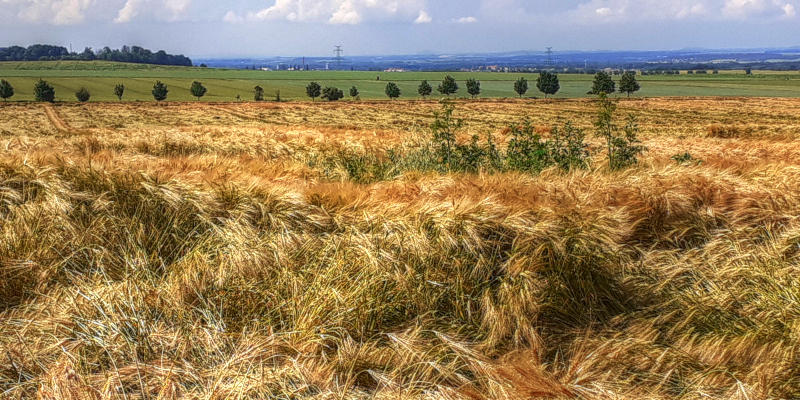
[514,77,528,98]
[418,80,433,98]
[438,75,458,96]
[536,71,560,98]
[114,83,125,101]
[75,87,90,102]
[385,82,401,100]
[619,71,640,97]
[0,80,13,101]
[190,81,207,100]
[152,81,168,102]
[306,82,321,101]
[591,71,616,95]
[466,78,481,99]
[34,79,55,102]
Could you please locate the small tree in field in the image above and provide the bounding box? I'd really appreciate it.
[254,85,264,101]
[438,75,458,96]
[0,80,13,101]
[190,81,207,100]
[349,86,359,100]
[619,71,640,97]
[385,82,401,100]
[34,79,55,102]
[152,81,168,102]
[306,82,321,101]
[594,93,645,170]
[591,71,616,95]
[75,87,91,102]
[514,77,528,98]
[322,86,344,101]
[418,80,433,98]
[536,71,560,98]
[114,84,125,101]
[465,78,481,99]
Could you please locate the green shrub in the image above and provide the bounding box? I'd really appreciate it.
[152,81,168,102]
[505,120,550,173]
[34,79,55,102]
[113,83,125,101]
[322,86,344,101]
[190,81,207,100]
[0,79,15,101]
[595,93,645,170]
[549,122,590,170]
[75,87,91,102]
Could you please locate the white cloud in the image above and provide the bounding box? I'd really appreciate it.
[569,0,798,22]
[414,9,431,23]
[8,0,95,25]
[329,0,361,24]
[234,0,427,24]
[595,7,612,16]
[454,16,477,23]
[115,0,192,23]
[722,0,798,18]
[222,10,243,23]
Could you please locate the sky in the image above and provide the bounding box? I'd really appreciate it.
[1,0,799,57]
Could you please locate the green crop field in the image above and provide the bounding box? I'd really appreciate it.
[2,60,800,101]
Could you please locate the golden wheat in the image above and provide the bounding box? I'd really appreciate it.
[0,98,799,399]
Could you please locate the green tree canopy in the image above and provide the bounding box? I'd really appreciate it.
[591,71,616,95]
[33,79,55,102]
[465,78,481,99]
[306,82,322,101]
[322,86,344,101]
[0,80,13,101]
[385,82,401,100]
[418,80,433,98]
[152,81,168,102]
[437,75,459,96]
[536,71,560,98]
[619,71,641,97]
[253,85,264,101]
[349,86,359,99]
[514,77,528,98]
[190,81,207,100]
[113,84,125,101]
[75,87,91,102]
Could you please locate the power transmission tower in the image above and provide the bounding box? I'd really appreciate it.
[544,47,555,67]
[334,45,344,69]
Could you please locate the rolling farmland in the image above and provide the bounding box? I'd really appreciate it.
[3,61,800,101]
[1,97,800,399]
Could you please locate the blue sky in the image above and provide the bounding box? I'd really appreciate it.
[1,0,799,57]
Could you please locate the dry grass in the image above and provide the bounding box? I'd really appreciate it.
[1,98,799,399]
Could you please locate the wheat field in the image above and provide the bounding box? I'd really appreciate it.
[1,98,799,399]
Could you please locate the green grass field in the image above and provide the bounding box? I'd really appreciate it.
[2,60,800,102]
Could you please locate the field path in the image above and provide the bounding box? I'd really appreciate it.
[42,103,72,133]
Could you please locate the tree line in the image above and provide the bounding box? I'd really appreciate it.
[0,72,640,103]
[302,71,640,102]
[0,44,192,66]
[0,79,204,103]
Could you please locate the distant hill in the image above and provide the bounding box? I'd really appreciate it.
[0,44,192,67]
[197,47,800,72]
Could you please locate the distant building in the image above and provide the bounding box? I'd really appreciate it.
[384,68,407,72]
